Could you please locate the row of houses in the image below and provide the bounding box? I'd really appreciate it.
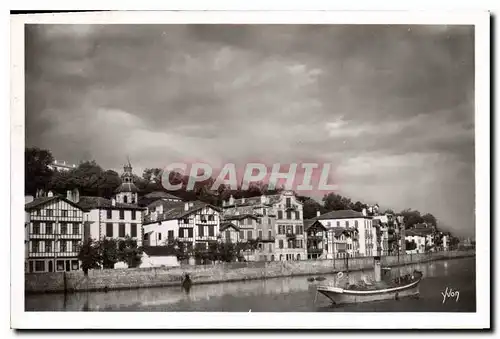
[24,161,449,273]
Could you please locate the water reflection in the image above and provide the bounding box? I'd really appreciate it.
[25,258,474,312]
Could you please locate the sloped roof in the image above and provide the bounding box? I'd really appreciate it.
[329,227,357,237]
[142,246,177,257]
[315,209,369,220]
[304,219,327,231]
[406,228,434,237]
[220,221,240,232]
[143,200,221,225]
[25,195,89,212]
[78,196,145,211]
[114,182,139,193]
[143,191,182,200]
[223,214,259,221]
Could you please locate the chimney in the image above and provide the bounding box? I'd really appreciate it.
[316,210,321,217]
[25,195,34,204]
[222,200,226,207]
[111,198,116,207]
[362,208,367,216]
[260,195,266,204]
[229,195,234,205]
[66,190,72,201]
[72,188,80,203]
[241,197,245,204]
[47,191,54,197]
[189,202,194,208]
[184,202,189,211]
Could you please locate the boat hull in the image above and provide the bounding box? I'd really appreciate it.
[317,279,421,305]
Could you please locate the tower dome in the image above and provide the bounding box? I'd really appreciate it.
[114,159,139,204]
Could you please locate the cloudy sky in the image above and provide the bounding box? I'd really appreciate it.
[25,24,475,237]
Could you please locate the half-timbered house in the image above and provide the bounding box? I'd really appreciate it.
[24,191,89,273]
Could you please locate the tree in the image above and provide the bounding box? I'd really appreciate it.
[400,209,424,229]
[25,147,54,196]
[78,238,101,275]
[301,197,324,219]
[98,238,119,269]
[353,201,368,212]
[422,213,438,227]
[322,193,354,211]
[117,237,143,268]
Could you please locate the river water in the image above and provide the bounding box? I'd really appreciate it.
[25,257,475,312]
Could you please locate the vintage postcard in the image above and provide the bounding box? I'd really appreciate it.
[10,10,490,329]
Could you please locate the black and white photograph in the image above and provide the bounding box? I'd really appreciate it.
[10,10,490,329]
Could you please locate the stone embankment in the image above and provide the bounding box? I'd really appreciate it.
[25,250,475,294]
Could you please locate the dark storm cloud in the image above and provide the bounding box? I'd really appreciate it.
[25,24,475,237]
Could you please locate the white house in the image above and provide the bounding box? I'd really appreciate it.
[24,190,89,273]
[313,209,372,257]
[142,200,222,252]
[77,162,146,246]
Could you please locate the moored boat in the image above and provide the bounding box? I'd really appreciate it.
[317,270,423,304]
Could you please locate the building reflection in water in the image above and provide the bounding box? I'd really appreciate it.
[25,258,470,311]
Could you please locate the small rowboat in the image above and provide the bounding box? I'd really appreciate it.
[317,270,423,305]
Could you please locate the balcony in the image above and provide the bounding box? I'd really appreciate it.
[257,237,275,243]
[307,247,323,254]
[285,205,297,210]
[286,233,296,239]
[307,235,324,242]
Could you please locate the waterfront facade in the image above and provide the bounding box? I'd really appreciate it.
[25,191,89,273]
[223,191,305,261]
[143,200,222,252]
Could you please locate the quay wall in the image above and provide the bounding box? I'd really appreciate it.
[25,250,475,294]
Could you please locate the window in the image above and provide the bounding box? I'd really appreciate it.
[263,209,267,216]
[60,240,67,252]
[188,228,193,238]
[279,240,284,249]
[45,241,52,253]
[46,222,53,235]
[71,260,79,270]
[247,231,252,240]
[198,225,204,237]
[119,210,125,220]
[60,223,67,235]
[73,210,79,217]
[46,209,53,217]
[268,218,271,225]
[131,210,136,220]
[278,211,283,219]
[72,223,80,235]
[201,216,207,223]
[168,230,174,240]
[158,233,162,241]
[72,240,79,252]
[124,196,128,203]
[208,226,214,237]
[268,230,272,239]
[295,225,300,234]
[35,261,45,272]
[106,223,113,237]
[35,209,40,216]
[345,221,349,227]
[286,211,292,220]
[131,224,137,237]
[247,218,253,225]
[183,218,189,224]
[62,210,68,217]
[269,244,272,253]
[240,231,244,240]
[208,215,214,221]
[144,233,149,241]
[225,231,231,241]
[107,210,112,219]
[355,220,359,227]
[286,198,291,207]
[295,211,300,220]
[32,222,40,234]
[119,223,125,237]
[258,230,263,239]
[31,240,40,253]
[57,260,64,271]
